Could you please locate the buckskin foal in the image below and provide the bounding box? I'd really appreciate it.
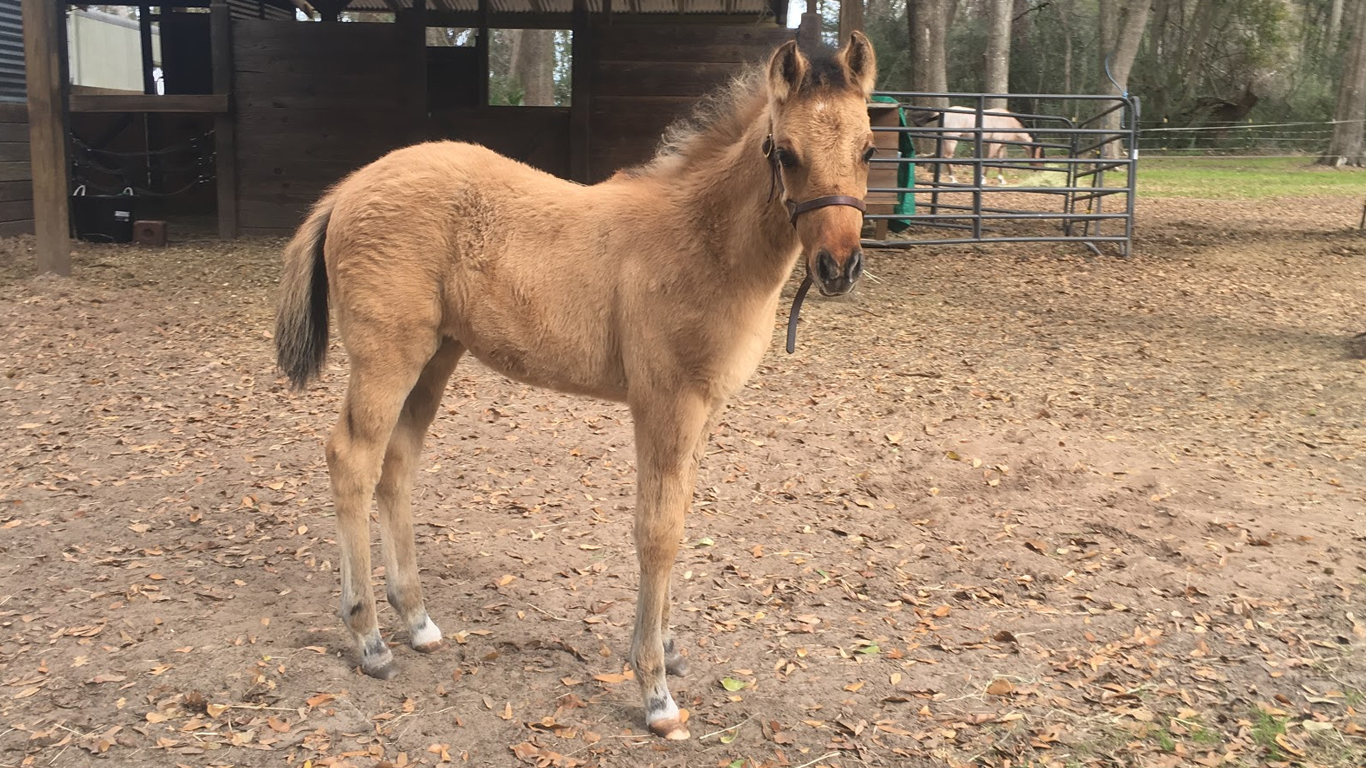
[275,33,878,740]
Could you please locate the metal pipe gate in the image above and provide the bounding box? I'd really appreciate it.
[862,92,1141,257]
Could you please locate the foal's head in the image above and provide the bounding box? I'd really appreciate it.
[765,33,877,297]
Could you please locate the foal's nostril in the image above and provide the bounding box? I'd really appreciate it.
[846,250,864,283]
[816,250,840,284]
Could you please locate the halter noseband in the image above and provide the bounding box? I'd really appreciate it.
[762,133,868,355]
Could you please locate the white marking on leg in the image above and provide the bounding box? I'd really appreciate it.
[647,695,679,724]
[411,614,442,648]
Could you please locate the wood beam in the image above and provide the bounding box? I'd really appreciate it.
[312,0,352,21]
[69,93,230,113]
[768,0,785,25]
[425,9,576,26]
[838,0,862,44]
[22,0,70,275]
[211,0,237,239]
[569,0,591,182]
[139,5,156,94]
[796,7,820,51]
[382,0,404,10]
[476,0,489,106]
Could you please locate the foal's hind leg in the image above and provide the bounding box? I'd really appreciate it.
[377,338,464,654]
[628,391,712,740]
[328,342,434,680]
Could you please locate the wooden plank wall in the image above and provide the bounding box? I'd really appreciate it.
[587,23,792,182]
[0,102,33,237]
[232,19,424,235]
[427,108,572,180]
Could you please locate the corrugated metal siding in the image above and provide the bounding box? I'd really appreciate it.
[0,0,24,103]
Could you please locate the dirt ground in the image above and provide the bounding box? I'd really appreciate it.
[1,192,1364,768]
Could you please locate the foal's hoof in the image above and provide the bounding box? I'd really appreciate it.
[665,653,690,677]
[648,713,691,741]
[413,638,445,654]
[360,635,398,679]
[361,656,398,680]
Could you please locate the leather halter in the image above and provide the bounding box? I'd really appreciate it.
[762,134,868,226]
[761,133,868,354]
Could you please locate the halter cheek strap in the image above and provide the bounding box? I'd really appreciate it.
[763,134,869,226]
[762,133,868,355]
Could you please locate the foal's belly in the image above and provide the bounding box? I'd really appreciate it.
[441,273,630,402]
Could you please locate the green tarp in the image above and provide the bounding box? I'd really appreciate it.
[870,94,916,232]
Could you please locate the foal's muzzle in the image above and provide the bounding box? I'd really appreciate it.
[814,248,863,296]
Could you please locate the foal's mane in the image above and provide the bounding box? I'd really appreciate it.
[618,44,852,180]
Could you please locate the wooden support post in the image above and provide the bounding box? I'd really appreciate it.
[797,0,820,52]
[476,0,489,107]
[139,5,156,94]
[769,0,787,27]
[22,0,71,275]
[569,0,591,182]
[211,0,237,239]
[401,0,428,143]
[838,0,862,44]
[315,0,343,21]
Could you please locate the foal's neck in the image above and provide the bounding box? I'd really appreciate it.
[680,110,802,289]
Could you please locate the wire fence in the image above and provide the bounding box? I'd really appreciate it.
[1135,118,1363,156]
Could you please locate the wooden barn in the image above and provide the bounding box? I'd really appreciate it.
[12,0,875,274]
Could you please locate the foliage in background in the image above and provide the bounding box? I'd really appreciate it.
[854,0,1353,152]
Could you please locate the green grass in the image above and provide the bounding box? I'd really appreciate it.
[1127,156,1366,199]
[974,155,1363,199]
[1251,708,1289,761]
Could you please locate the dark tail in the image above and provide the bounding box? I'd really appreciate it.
[274,194,335,390]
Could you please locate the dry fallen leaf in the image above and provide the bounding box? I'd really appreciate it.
[986,678,1014,696]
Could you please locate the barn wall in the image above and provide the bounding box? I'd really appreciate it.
[586,22,791,181]
[0,102,33,237]
[428,108,571,179]
[232,19,425,235]
[228,18,789,234]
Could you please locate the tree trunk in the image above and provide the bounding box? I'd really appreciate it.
[1322,0,1366,166]
[983,0,1011,110]
[907,0,920,90]
[510,28,555,106]
[912,0,949,108]
[1180,0,1218,97]
[1060,0,1073,95]
[1099,0,1150,157]
[1097,0,1117,68]
[1329,0,1345,50]
[839,0,864,45]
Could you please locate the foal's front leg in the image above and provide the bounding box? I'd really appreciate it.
[629,392,711,740]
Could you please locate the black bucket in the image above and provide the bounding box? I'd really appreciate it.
[71,185,138,244]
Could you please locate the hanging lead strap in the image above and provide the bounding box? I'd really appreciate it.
[785,274,812,354]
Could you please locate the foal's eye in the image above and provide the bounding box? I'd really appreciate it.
[775,148,798,169]
[862,146,876,163]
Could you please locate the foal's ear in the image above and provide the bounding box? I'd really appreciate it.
[838,30,878,97]
[767,40,809,104]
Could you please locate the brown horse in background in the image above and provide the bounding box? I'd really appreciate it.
[274,33,878,740]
